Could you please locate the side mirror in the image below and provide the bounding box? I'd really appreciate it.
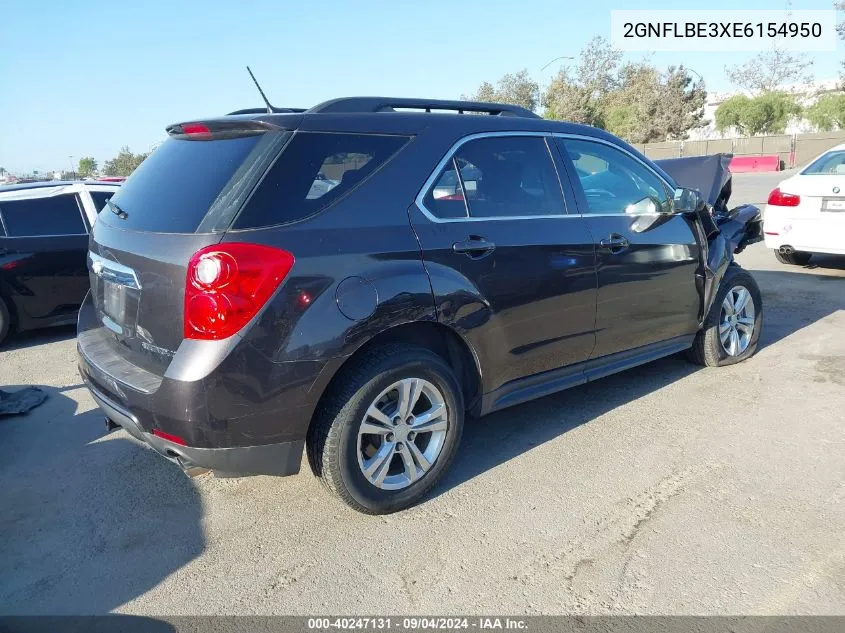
[673,187,705,214]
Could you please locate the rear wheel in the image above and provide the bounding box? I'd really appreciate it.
[307,344,464,514]
[0,297,10,346]
[774,249,811,266]
[688,266,763,367]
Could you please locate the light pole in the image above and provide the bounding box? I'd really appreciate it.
[68,156,75,179]
[539,56,574,113]
[541,55,574,72]
[685,67,704,84]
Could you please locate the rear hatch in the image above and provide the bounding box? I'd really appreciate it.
[87,119,292,377]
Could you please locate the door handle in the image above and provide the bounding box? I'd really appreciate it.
[599,234,630,252]
[453,236,496,259]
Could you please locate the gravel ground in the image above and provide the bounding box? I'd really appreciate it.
[1,171,843,615]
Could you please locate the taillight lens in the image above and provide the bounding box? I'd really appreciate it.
[181,122,212,139]
[184,243,294,340]
[767,188,800,207]
[152,428,187,445]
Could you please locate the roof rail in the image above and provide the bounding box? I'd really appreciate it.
[227,106,306,115]
[307,97,540,119]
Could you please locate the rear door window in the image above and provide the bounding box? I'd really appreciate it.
[0,195,87,237]
[234,132,410,229]
[100,132,288,233]
[423,136,566,219]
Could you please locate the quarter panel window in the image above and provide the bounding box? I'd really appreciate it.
[422,136,566,219]
[235,132,410,229]
[0,195,87,237]
[423,157,469,219]
[559,139,671,215]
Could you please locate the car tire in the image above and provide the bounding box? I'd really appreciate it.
[0,297,10,346]
[687,265,763,367]
[774,249,811,266]
[307,344,464,514]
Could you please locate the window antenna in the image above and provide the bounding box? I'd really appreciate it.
[246,66,275,113]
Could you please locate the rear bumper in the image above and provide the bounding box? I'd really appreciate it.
[82,370,304,476]
[764,233,845,255]
[763,209,845,255]
[76,291,327,477]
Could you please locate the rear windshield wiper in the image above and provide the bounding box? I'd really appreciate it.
[106,199,128,219]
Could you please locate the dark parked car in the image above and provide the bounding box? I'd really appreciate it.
[0,181,120,344]
[78,98,763,513]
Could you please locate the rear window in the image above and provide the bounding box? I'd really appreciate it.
[233,132,410,229]
[802,150,845,175]
[0,194,87,237]
[101,132,288,233]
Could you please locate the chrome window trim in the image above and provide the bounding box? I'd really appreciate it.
[415,131,576,223]
[88,251,141,290]
[415,130,676,223]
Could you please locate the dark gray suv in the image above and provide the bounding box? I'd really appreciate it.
[78,98,763,513]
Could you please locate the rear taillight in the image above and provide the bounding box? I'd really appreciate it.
[184,243,295,340]
[767,188,800,207]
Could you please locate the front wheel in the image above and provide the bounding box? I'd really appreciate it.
[307,344,464,514]
[688,266,763,367]
[774,249,811,266]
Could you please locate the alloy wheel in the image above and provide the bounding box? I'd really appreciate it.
[356,378,449,491]
[719,285,755,357]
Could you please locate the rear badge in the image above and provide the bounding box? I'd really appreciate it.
[834,186,840,194]
[141,341,175,358]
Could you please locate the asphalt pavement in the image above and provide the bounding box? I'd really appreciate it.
[1,170,843,615]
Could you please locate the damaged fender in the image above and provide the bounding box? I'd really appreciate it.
[657,154,763,325]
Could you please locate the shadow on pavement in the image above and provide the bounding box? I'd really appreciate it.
[0,384,204,614]
[439,261,844,497]
[804,254,845,272]
[0,324,77,353]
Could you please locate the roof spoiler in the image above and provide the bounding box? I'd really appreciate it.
[307,97,541,119]
[165,119,283,139]
[227,107,307,115]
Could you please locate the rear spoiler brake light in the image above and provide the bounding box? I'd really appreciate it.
[165,120,281,140]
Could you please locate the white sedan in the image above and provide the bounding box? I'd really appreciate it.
[764,143,845,265]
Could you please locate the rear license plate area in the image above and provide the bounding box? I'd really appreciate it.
[822,198,845,212]
[103,280,127,324]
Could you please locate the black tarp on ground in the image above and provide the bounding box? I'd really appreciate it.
[0,387,47,415]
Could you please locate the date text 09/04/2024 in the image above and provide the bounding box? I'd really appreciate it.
[307,618,528,630]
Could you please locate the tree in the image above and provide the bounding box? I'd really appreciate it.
[0,167,6,177]
[715,92,802,135]
[725,48,813,94]
[542,37,622,126]
[77,156,98,178]
[806,93,845,131]
[542,38,706,142]
[464,69,539,111]
[102,146,148,177]
[837,1,845,82]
